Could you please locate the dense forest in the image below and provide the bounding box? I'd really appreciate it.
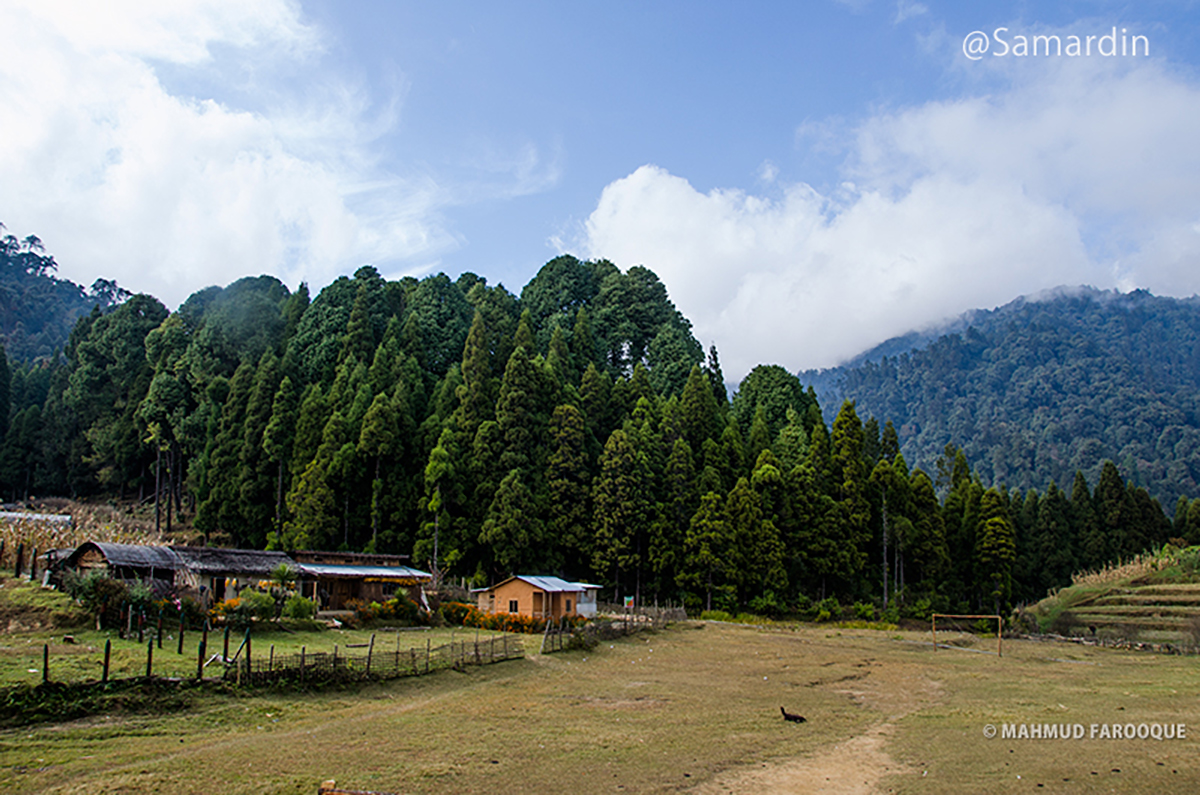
[806,287,1200,514]
[0,232,1196,615]
[0,223,130,362]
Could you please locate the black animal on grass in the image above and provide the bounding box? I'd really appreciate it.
[780,707,806,723]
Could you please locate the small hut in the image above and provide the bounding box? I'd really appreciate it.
[62,542,181,592]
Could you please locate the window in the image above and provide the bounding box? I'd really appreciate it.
[509,599,519,613]
[566,599,572,612]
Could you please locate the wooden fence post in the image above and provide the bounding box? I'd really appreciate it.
[223,625,230,662]
[157,611,163,649]
[366,633,375,676]
[138,611,145,644]
[245,628,252,683]
[42,644,49,683]
[177,614,185,655]
[197,628,207,681]
[425,637,430,674]
[146,639,154,678]
[300,646,306,686]
[103,639,111,683]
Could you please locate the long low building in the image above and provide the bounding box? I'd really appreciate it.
[58,543,432,610]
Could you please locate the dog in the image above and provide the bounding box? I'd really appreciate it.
[780,706,806,723]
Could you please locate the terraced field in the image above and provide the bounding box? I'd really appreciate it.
[1028,557,1200,647]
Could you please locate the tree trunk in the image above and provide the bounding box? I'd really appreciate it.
[154,446,161,534]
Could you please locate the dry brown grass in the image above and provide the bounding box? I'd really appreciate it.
[1070,550,1171,587]
[0,500,171,569]
[2,622,1198,794]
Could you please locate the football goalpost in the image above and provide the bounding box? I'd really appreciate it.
[931,614,1002,657]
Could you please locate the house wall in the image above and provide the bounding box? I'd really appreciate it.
[481,580,581,619]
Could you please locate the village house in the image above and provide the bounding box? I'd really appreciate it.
[55,543,432,612]
[291,550,432,611]
[473,575,601,620]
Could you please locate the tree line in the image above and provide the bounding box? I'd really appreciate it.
[0,249,1191,615]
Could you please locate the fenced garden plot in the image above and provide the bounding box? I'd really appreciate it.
[227,632,524,686]
[541,603,688,653]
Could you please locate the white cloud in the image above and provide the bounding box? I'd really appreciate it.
[0,0,453,307]
[582,55,1200,379]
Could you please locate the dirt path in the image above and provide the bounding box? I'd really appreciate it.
[692,644,942,795]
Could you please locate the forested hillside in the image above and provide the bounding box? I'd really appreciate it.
[0,224,129,362]
[1,252,1194,615]
[806,287,1200,514]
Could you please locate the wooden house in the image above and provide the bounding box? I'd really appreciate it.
[291,550,432,611]
[473,575,601,620]
[170,546,297,603]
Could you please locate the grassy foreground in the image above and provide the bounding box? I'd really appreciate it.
[1,619,1198,794]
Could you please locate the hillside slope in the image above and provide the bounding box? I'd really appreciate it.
[805,287,1200,510]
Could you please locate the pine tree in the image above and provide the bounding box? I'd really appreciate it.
[262,376,298,548]
[726,476,786,605]
[480,469,548,574]
[546,404,592,566]
[358,392,400,550]
[974,488,1016,613]
[593,429,651,600]
[678,492,731,612]
[747,404,771,466]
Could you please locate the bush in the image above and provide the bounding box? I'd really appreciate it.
[437,601,551,633]
[61,569,127,621]
[237,590,276,622]
[699,610,735,622]
[346,593,428,627]
[749,591,786,618]
[853,601,876,621]
[815,597,840,622]
[282,594,317,621]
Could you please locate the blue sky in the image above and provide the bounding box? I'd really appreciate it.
[3,1,1200,377]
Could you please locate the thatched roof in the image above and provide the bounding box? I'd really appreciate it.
[171,546,296,577]
[66,541,182,571]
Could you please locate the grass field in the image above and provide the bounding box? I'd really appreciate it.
[3,613,1199,794]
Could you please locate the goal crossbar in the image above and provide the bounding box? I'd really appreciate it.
[931,613,1002,657]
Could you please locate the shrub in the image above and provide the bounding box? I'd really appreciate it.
[749,591,786,618]
[61,569,127,621]
[439,601,473,626]
[699,610,735,622]
[237,589,276,622]
[815,597,840,622]
[282,594,317,621]
[438,601,549,633]
[853,601,876,621]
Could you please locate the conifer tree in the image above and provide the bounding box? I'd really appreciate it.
[480,469,548,575]
[593,429,651,600]
[262,376,298,547]
[974,488,1016,613]
[678,492,731,612]
[546,404,592,565]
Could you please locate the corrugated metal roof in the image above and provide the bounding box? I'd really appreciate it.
[514,575,601,592]
[297,563,432,580]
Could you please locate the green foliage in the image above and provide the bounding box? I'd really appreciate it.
[281,593,317,620]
